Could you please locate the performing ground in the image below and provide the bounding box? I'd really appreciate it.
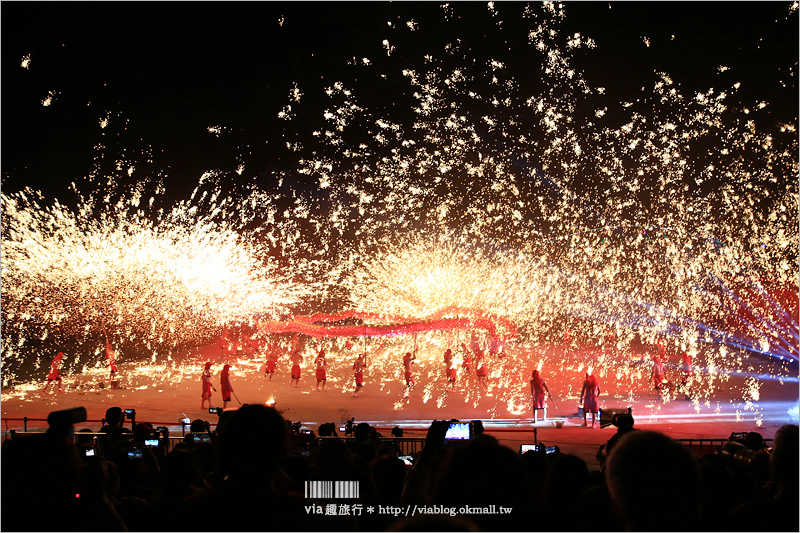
[2,341,797,467]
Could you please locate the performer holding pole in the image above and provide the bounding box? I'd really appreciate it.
[220,364,234,408]
[353,352,366,397]
[315,347,327,391]
[530,369,554,423]
[290,335,302,388]
[402,350,416,392]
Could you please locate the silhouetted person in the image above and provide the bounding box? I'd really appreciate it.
[580,372,601,428]
[433,436,534,530]
[538,454,592,531]
[605,430,700,531]
[181,404,319,531]
[1,408,85,531]
[99,406,132,456]
[729,423,798,531]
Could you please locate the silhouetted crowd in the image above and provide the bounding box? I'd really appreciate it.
[2,404,797,532]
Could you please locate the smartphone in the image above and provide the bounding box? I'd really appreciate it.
[144,438,160,448]
[444,422,472,441]
[192,432,211,444]
[545,446,557,454]
[519,444,537,454]
[84,448,96,457]
[398,455,414,466]
[123,409,135,417]
[127,448,143,459]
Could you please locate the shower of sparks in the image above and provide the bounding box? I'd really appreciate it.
[2,3,797,418]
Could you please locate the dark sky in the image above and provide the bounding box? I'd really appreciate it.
[2,1,797,203]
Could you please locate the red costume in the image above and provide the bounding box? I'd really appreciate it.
[47,353,63,381]
[530,370,551,409]
[580,374,601,413]
[353,355,365,386]
[475,348,487,377]
[403,352,415,386]
[201,364,213,400]
[291,364,301,379]
[315,350,326,381]
[652,357,666,390]
[220,365,233,402]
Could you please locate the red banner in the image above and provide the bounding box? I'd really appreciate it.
[259,308,517,340]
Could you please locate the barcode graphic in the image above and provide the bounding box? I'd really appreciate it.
[304,480,360,499]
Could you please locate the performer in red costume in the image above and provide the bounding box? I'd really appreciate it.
[315,348,327,391]
[461,343,473,375]
[652,356,666,391]
[353,353,366,397]
[679,351,694,398]
[402,351,416,392]
[530,369,553,423]
[42,352,65,395]
[580,372,601,428]
[220,364,234,409]
[264,344,278,381]
[475,346,488,388]
[290,335,302,388]
[657,338,667,359]
[201,362,216,409]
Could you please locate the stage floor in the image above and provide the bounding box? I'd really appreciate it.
[2,341,797,467]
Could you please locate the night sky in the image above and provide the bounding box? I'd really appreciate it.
[1,1,798,379]
[3,2,797,202]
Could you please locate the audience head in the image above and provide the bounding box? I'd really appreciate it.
[105,406,124,427]
[770,423,799,497]
[217,403,288,480]
[605,430,700,531]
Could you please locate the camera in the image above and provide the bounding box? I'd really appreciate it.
[444,421,472,441]
[123,408,136,418]
[191,432,211,444]
[144,438,160,448]
[47,407,88,428]
[398,455,414,466]
[84,447,96,457]
[127,448,143,459]
[519,444,537,454]
[209,407,223,416]
[612,413,634,428]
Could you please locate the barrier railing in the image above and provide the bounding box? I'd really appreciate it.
[315,436,427,456]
